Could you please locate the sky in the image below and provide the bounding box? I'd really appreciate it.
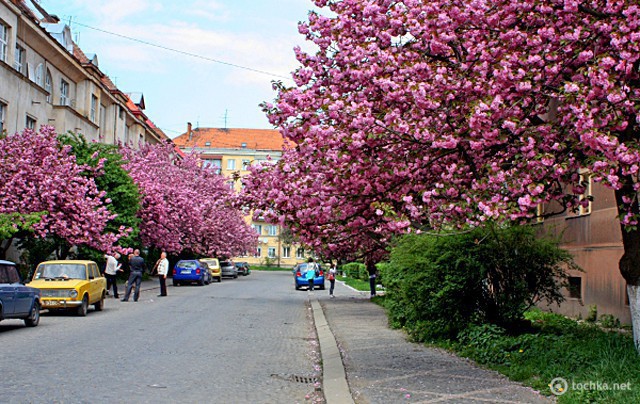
[37,0,319,138]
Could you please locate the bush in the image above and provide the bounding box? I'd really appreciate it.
[380,224,576,340]
[342,262,367,280]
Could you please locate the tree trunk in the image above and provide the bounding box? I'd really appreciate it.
[0,237,14,260]
[614,185,640,349]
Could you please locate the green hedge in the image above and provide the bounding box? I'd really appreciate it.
[379,224,575,340]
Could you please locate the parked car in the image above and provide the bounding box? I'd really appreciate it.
[220,260,237,278]
[0,260,41,327]
[235,262,250,276]
[28,260,106,316]
[173,260,211,286]
[293,262,325,290]
[199,258,222,282]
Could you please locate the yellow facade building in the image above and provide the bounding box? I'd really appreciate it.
[172,124,306,268]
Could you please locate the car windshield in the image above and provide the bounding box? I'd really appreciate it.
[220,261,232,267]
[177,261,197,269]
[0,264,20,283]
[300,263,316,272]
[34,264,87,280]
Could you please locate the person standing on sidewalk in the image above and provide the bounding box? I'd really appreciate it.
[156,251,169,297]
[328,264,337,298]
[122,249,146,302]
[104,252,122,298]
[367,260,377,298]
[306,258,316,291]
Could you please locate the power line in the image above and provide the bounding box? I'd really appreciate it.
[70,20,293,81]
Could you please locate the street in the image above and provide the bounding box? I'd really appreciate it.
[0,271,320,403]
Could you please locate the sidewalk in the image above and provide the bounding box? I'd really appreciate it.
[313,282,553,403]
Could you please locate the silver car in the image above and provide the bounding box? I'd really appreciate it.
[219,260,238,278]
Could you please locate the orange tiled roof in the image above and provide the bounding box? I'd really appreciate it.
[173,128,287,151]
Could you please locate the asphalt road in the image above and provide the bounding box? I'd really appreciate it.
[0,271,321,403]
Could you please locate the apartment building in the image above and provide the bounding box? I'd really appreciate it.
[0,0,167,144]
[173,124,307,268]
[537,177,630,323]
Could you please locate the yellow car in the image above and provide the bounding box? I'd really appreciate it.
[199,258,222,283]
[28,260,107,316]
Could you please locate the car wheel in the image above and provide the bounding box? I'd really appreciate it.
[173,279,178,286]
[94,292,105,311]
[77,296,88,317]
[319,284,325,290]
[198,277,205,286]
[24,301,40,327]
[217,276,222,282]
[295,282,300,290]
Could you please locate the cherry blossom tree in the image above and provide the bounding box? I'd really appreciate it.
[122,142,256,257]
[243,0,640,346]
[0,127,125,259]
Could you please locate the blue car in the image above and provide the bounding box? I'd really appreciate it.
[293,263,325,290]
[172,260,211,286]
[0,260,41,327]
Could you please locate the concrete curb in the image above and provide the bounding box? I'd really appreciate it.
[311,297,354,404]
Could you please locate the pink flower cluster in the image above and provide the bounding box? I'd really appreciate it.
[122,142,257,256]
[243,0,640,259]
[0,127,123,252]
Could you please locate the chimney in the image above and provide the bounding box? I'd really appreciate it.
[187,122,192,140]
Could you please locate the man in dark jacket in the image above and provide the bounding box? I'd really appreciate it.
[121,249,146,302]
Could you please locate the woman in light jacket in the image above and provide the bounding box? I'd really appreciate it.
[157,252,169,297]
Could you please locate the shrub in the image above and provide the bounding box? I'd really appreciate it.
[342,262,367,280]
[381,224,576,340]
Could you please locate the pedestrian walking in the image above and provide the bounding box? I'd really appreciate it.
[306,258,316,291]
[328,263,337,298]
[122,249,146,302]
[367,260,377,298]
[104,252,122,298]
[156,251,169,297]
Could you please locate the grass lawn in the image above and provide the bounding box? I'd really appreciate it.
[340,276,371,291]
[376,300,640,402]
[458,309,640,403]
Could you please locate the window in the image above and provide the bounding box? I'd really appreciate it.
[568,277,582,299]
[34,63,43,86]
[119,106,125,119]
[90,94,98,122]
[252,224,262,235]
[227,159,236,170]
[296,247,305,259]
[60,79,69,106]
[255,247,262,257]
[0,23,7,63]
[14,45,25,73]
[45,70,52,103]
[205,142,211,147]
[282,246,291,258]
[267,225,277,236]
[242,159,250,169]
[99,104,106,137]
[535,203,544,224]
[577,172,592,216]
[0,101,6,134]
[203,159,221,173]
[25,115,36,130]
[268,247,276,258]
